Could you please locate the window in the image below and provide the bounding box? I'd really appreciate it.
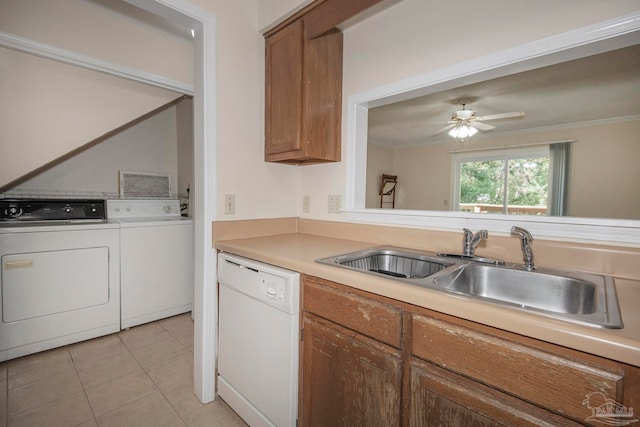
[452,146,552,215]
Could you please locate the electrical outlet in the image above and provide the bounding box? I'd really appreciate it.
[328,195,341,213]
[224,194,235,214]
[302,195,310,213]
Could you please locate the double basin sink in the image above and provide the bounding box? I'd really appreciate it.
[316,247,623,329]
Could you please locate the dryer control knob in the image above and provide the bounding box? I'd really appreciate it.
[6,207,22,218]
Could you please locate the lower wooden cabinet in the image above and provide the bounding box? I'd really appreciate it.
[301,313,402,427]
[299,275,640,427]
[410,358,584,427]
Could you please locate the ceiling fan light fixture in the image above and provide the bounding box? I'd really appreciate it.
[449,123,478,140]
[455,109,474,120]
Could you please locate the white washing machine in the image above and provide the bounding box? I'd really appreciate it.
[107,199,193,329]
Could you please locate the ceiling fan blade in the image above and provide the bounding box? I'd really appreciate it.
[409,119,456,128]
[433,124,455,135]
[472,122,496,131]
[476,111,525,121]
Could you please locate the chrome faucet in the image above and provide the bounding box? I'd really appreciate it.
[463,228,488,257]
[511,226,535,271]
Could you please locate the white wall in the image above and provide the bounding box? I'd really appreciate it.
[0,48,181,188]
[0,0,194,84]
[177,98,194,209]
[298,0,640,221]
[0,0,192,189]
[190,0,299,220]
[16,106,180,196]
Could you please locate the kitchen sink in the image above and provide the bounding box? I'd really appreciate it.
[316,247,623,329]
[433,264,622,328]
[316,247,453,280]
[434,264,599,314]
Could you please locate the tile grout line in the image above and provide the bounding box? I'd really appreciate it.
[121,321,194,425]
[84,332,168,425]
[6,348,86,424]
[68,345,100,427]
[141,319,196,426]
[3,315,198,427]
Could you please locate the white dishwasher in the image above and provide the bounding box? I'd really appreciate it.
[217,252,300,427]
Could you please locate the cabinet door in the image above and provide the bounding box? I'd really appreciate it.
[300,313,401,427]
[410,358,584,427]
[265,19,303,156]
[411,313,625,423]
[303,275,402,348]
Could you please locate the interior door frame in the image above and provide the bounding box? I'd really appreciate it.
[126,0,218,403]
[0,0,218,403]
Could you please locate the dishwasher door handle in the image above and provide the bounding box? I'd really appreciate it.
[224,259,259,273]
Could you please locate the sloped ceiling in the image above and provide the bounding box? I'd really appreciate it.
[0,48,181,190]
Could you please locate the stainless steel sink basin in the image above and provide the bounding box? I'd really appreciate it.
[316,247,452,280]
[316,246,623,329]
[433,264,622,328]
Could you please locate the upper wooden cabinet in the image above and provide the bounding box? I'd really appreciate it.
[264,17,343,164]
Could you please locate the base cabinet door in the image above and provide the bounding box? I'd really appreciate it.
[410,358,584,427]
[300,313,402,427]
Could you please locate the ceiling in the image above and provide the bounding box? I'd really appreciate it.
[368,43,640,147]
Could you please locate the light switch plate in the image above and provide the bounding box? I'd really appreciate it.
[302,195,310,213]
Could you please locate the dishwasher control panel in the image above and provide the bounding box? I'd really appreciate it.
[260,274,288,302]
[218,252,300,315]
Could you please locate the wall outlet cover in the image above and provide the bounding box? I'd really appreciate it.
[224,194,235,214]
[328,195,341,213]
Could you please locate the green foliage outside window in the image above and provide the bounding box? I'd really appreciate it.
[460,157,549,213]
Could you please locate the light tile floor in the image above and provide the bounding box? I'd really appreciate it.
[0,313,247,427]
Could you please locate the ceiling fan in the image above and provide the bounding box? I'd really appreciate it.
[435,104,525,139]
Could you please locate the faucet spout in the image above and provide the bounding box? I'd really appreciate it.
[463,228,488,256]
[511,226,535,271]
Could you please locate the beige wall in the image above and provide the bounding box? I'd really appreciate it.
[15,105,180,195]
[365,143,393,208]
[4,0,638,222]
[298,0,640,220]
[2,0,301,220]
[0,0,194,84]
[0,48,181,188]
[569,120,640,219]
[0,0,191,189]
[189,0,299,220]
[258,0,312,31]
